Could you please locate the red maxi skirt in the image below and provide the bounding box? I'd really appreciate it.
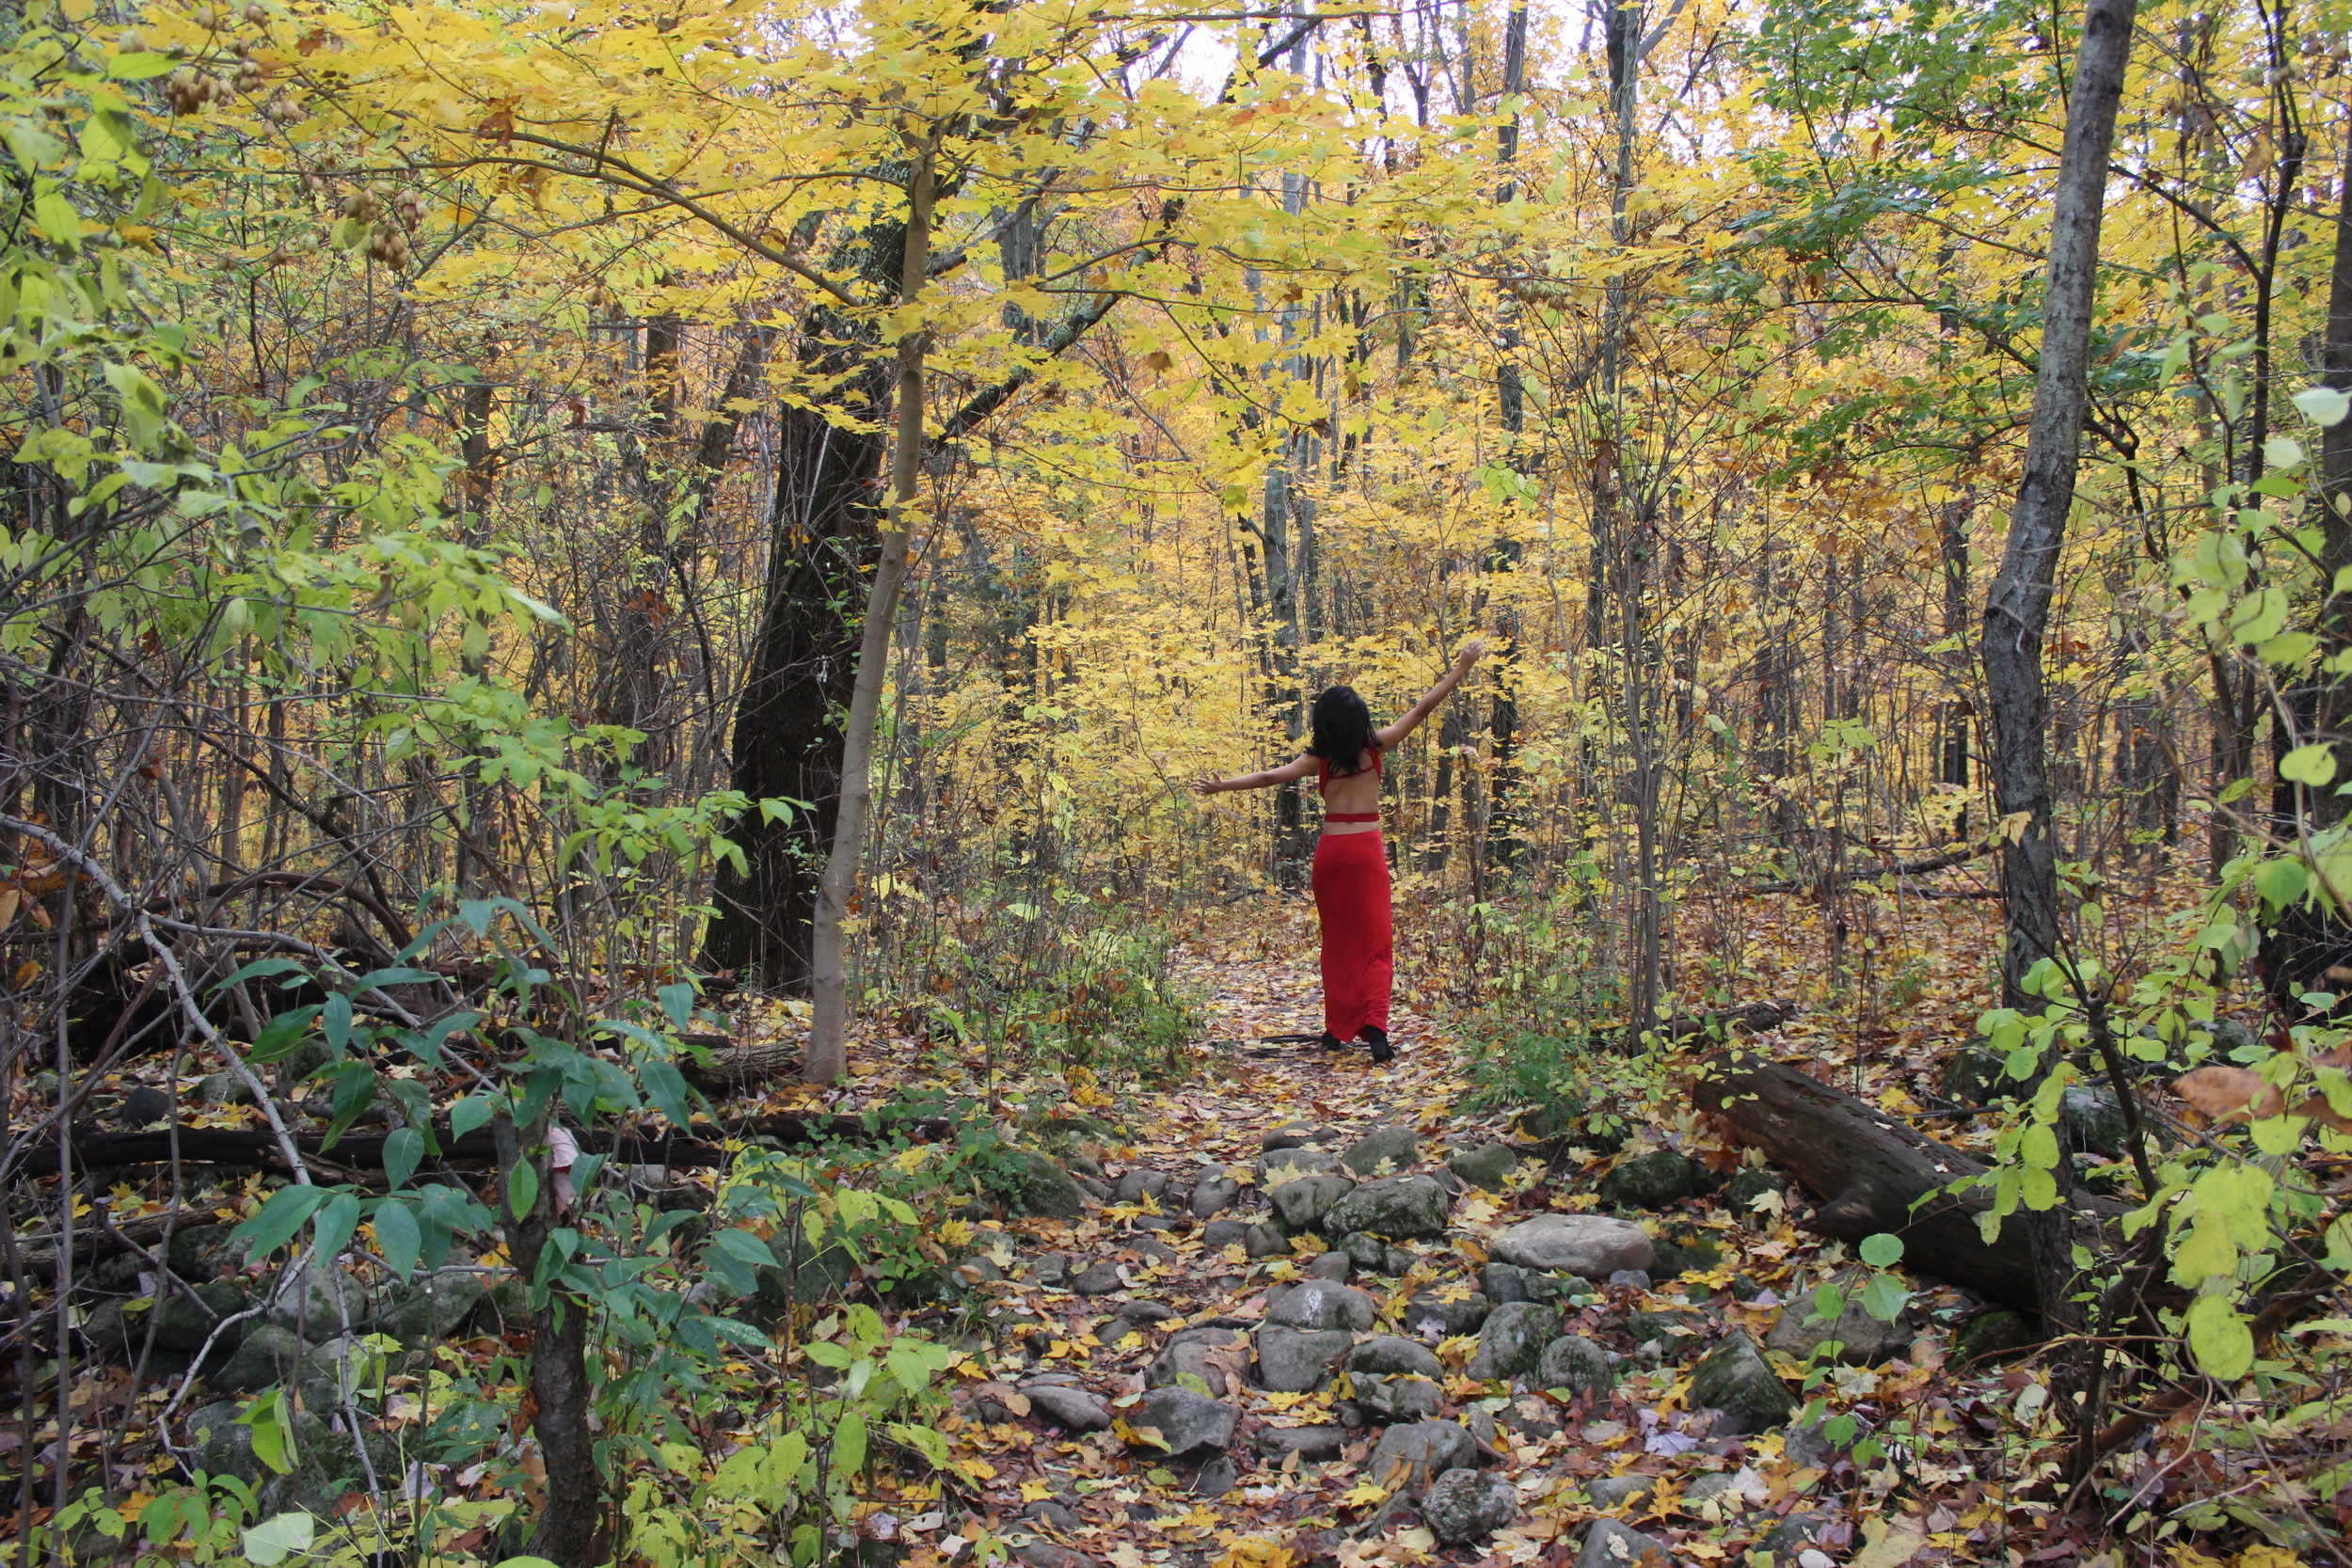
[1312,830,1392,1040]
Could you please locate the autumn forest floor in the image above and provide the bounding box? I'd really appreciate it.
[833,893,2269,1568]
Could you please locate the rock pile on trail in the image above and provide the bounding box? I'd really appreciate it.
[946,1109,1897,1568]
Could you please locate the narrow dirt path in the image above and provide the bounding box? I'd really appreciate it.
[919,924,1894,1568]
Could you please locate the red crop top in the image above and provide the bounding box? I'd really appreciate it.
[1318,748,1382,822]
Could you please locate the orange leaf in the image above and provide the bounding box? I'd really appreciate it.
[2172,1066,2282,1123]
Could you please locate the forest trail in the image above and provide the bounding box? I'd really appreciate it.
[928,924,1880,1568]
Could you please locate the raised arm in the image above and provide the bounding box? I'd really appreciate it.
[1376,637,1486,751]
[1192,753,1317,797]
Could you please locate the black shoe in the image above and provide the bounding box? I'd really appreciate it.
[1360,1027,1394,1065]
[1318,1031,1349,1053]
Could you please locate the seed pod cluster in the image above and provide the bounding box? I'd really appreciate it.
[164,67,228,114]
[366,217,411,270]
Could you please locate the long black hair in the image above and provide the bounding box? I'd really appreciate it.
[1307,686,1378,776]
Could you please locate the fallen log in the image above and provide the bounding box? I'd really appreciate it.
[9,1110,959,1180]
[1692,1050,2128,1313]
[678,1033,805,1089]
[1655,999,1800,1043]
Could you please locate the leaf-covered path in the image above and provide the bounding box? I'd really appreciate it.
[909,915,2009,1568]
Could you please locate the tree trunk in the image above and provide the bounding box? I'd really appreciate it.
[1980,0,2139,1008]
[807,143,935,1083]
[494,1114,602,1568]
[1692,1052,2126,1312]
[699,359,886,989]
[2315,123,2352,821]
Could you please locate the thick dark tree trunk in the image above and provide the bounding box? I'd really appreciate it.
[1692,1052,2126,1313]
[2315,124,2352,821]
[494,1115,603,1568]
[1981,0,2139,1009]
[700,355,888,989]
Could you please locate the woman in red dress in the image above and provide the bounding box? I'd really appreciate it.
[1193,640,1486,1062]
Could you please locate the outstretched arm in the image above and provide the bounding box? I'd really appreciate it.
[1192,753,1316,796]
[1376,637,1487,751]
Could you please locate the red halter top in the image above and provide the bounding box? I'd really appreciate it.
[1318,748,1382,823]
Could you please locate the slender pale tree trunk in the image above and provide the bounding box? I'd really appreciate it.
[1981,0,2138,1010]
[808,141,934,1084]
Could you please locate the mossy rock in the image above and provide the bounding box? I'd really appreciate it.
[1003,1151,1089,1219]
[1597,1150,1700,1210]
[1650,1235,1724,1280]
[1938,1045,2009,1106]
[1951,1309,2035,1365]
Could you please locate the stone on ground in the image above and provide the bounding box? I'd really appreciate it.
[1535,1335,1615,1399]
[1269,1174,1356,1231]
[209,1323,304,1393]
[366,1268,488,1342]
[1597,1149,1700,1209]
[1305,1251,1351,1282]
[1627,1307,1710,1361]
[1254,1326,1353,1392]
[1444,1142,1519,1190]
[1254,1424,1347,1461]
[1485,1261,1570,1304]
[1321,1173,1453,1239]
[1491,1214,1654,1278]
[1687,1329,1796,1434]
[1766,1271,1890,1366]
[1577,1517,1673,1568]
[1007,1153,1089,1219]
[1022,1383,1113,1431]
[1422,1467,1518,1544]
[1070,1261,1125,1295]
[1191,1171,1242,1219]
[1341,1124,1417,1176]
[1243,1223,1288,1258]
[1128,1386,1237,1454]
[1363,1419,1477,1494]
[1352,1373,1445,1423]
[1346,1336,1443,1380]
[1587,1475,1654,1510]
[1951,1308,2034,1364]
[1468,1300,1561,1380]
[1112,1168,1170,1204]
[1259,1148,1342,1183]
[1717,1169,1788,1213]
[1149,1327,1245,1397]
[1267,1278,1377,1331]
[1405,1290,1491,1336]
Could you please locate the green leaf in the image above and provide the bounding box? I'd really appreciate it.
[2294,385,2351,426]
[311,1192,361,1264]
[231,1185,329,1259]
[2253,858,2311,909]
[802,1340,854,1369]
[451,1095,494,1138]
[373,1200,421,1279]
[832,1409,868,1481]
[712,1228,775,1269]
[1860,1274,1908,1324]
[2185,1293,2255,1382]
[237,1390,298,1475]
[2281,744,2338,786]
[1857,1233,1904,1269]
[640,1058,696,1131]
[659,982,695,1031]
[382,1128,424,1191]
[241,1512,313,1565]
[33,188,82,249]
[109,51,181,80]
[508,1159,539,1222]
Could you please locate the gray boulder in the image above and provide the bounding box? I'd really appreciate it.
[1341,1125,1418,1177]
[1191,1172,1242,1220]
[1304,1251,1352,1283]
[1766,1272,1890,1367]
[1022,1383,1114,1432]
[1128,1386,1237,1454]
[1363,1420,1477,1495]
[1587,1476,1654,1510]
[198,1071,256,1108]
[1939,1045,2008,1106]
[1007,1154,1089,1219]
[1468,1301,1560,1381]
[1445,1143,1520,1190]
[1201,1219,1252,1249]
[1491,1214,1654,1278]
[154,1281,253,1353]
[1597,1150,1699,1210]
[1268,1278,1377,1332]
[1404,1291,1492,1337]
[208,1323,305,1394]
[1070,1262,1125,1295]
[193,1402,326,1486]
[368,1268,488,1342]
[1113,1169,1170,1205]
[1717,1170,1789,1215]
[1243,1223,1289,1259]
[1577,1518,1671,1568]
[2062,1085,2131,1156]
[1627,1307,1711,1362]
[1258,1148,1343,1183]
[1535,1336,1615,1400]
[258,1427,403,1516]
[1422,1468,1518,1545]
[298,1334,403,1409]
[1351,1374,1445,1423]
[1255,1326,1354,1392]
[1346,1337,1444,1381]
[265,1261,365,1340]
[1322,1174,1452,1240]
[1149,1327,1245,1397]
[167,1224,243,1279]
[1336,1231,1389,1270]
[1686,1330,1795,1434]
[1951,1309,2034,1364]
[1484,1262,1569,1305]
[1269,1175,1357,1232]
[1255,1425,1347,1461]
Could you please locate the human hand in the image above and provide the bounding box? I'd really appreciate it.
[1190,775,1220,797]
[1456,636,1488,667]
